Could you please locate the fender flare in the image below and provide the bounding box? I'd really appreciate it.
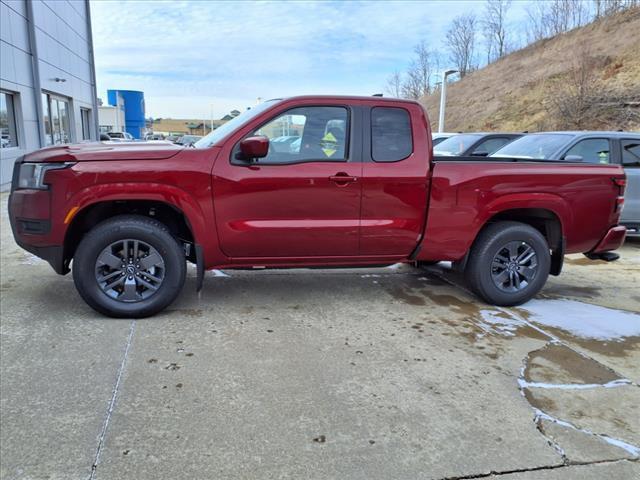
[479,192,571,235]
[63,182,210,250]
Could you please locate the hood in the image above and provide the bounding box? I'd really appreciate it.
[23,142,184,163]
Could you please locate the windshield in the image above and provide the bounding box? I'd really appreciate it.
[194,100,280,148]
[491,134,573,159]
[434,134,481,156]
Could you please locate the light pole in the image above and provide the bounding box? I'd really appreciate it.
[438,69,458,133]
[210,104,214,134]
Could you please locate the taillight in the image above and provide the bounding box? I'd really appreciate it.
[612,177,626,214]
[612,177,626,193]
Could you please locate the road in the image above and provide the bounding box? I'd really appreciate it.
[1,192,639,480]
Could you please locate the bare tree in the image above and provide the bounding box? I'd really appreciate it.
[547,47,599,128]
[446,13,478,78]
[594,0,639,17]
[400,41,437,99]
[483,0,511,62]
[385,71,403,98]
[526,0,590,42]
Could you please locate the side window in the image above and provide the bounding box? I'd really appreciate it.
[239,106,349,165]
[621,140,640,167]
[471,137,512,156]
[1,90,19,148]
[371,107,412,162]
[564,139,610,164]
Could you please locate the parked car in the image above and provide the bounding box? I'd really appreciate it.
[166,134,182,142]
[432,132,457,146]
[8,96,627,317]
[491,132,640,236]
[99,133,111,141]
[269,135,300,153]
[175,135,202,147]
[434,133,523,157]
[107,131,134,141]
[145,133,166,141]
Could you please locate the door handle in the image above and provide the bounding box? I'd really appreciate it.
[329,172,358,185]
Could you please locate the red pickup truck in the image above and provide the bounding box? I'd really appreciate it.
[8,96,627,317]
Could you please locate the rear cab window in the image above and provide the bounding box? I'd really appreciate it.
[371,107,413,162]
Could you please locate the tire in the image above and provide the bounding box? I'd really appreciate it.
[73,215,186,318]
[465,221,550,306]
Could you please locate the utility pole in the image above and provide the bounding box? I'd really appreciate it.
[438,69,458,133]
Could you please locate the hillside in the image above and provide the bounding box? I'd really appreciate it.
[421,8,640,132]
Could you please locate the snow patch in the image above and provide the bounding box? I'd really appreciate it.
[475,309,521,337]
[20,253,44,265]
[518,299,640,340]
[209,269,230,277]
[518,378,631,390]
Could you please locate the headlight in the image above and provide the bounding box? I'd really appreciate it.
[16,163,73,190]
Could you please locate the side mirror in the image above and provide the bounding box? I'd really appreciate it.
[239,136,269,159]
[564,154,584,162]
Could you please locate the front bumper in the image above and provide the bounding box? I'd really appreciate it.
[8,192,69,274]
[590,225,627,254]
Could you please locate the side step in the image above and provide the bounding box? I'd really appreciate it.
[584,252,620,262]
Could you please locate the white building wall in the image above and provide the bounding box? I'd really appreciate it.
[0,0,98,189]
[98,105,125,133]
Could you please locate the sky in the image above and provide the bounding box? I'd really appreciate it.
[90,0,531,119]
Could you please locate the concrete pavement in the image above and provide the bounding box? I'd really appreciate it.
[1,193,638,480]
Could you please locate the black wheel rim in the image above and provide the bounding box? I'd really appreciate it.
[95,239,165,303]
[491,241,538,293]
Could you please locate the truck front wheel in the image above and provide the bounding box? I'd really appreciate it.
[465,221,550,306]
[72,215,186,318]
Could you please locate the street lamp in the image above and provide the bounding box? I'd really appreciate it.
[438,69,458,133]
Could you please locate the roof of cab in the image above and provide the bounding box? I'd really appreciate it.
[276,95,423,106]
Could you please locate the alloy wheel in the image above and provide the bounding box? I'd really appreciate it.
[490,241,538,293]
[94,239,165,302]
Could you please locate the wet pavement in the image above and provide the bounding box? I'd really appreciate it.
[1,192,639,480]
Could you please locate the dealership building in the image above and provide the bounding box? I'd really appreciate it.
[0,0,98,190]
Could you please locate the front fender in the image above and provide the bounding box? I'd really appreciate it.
[64,182,209,244]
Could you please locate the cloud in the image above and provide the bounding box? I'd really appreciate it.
[90,0,531,118]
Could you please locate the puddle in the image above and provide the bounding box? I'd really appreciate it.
[540,284,601,299]
[535,409,640,458]
[523,344,621,385]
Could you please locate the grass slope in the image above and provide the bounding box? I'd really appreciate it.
[421,8,640,132]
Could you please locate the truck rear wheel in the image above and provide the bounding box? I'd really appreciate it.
[73,215,186,318]
[465,221,550,306]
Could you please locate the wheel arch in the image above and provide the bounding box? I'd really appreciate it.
[470,206,565,276]
[63,198,197,267]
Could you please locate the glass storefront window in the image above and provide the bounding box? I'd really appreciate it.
[42,92,72,145]
[1,91,19,148]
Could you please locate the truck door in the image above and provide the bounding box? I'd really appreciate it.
[620,138,640,232]
[360,104,430,256]
[213,105,363,258]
